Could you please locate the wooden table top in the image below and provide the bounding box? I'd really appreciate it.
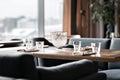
[0,46,120,62]
[32,47,120,62]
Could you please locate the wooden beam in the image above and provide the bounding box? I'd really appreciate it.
[63,0,71,36]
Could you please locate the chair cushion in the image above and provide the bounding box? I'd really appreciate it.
[100,69,120,80]
[37,59,97,80]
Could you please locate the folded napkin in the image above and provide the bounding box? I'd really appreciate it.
[17,49,39,52]
[73,51,96,56]
[82,52,96,56]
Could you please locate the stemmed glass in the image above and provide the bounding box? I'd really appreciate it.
[51,31,67,49]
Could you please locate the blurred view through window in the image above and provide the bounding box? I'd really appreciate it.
[44,0,64,39]
[0,0,64,40]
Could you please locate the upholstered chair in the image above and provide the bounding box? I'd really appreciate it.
[0,53,106,80]
[100,38,120,80]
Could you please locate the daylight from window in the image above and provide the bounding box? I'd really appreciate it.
[45,0,64,38]
[0,0,63,40]
[0,0,37,40]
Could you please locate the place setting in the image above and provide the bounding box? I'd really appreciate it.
[72,41,101,56]
[17,38,48,52]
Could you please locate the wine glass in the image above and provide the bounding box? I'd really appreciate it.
[51,31,67,49]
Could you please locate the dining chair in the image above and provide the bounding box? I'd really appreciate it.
[100,38,120,80]
[0,53,106,80]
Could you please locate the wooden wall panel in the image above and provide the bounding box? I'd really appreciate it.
[115,0,120,37]
[76,0,81,35]
[76,0,90,37]
[63,0,102,38]
[63,0,71,36]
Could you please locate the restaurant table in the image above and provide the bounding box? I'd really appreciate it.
[1,47,120,62]
[32,47,120,62]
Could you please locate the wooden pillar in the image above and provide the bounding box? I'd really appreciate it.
[63,0,72,36]
[90,0,104,38]
[115,0,120,37]
[76,0,90,37]
[63,0,92,38]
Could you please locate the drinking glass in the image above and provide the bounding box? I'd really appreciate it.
[91,43,96,53]
[97,42,101,53]
[110,32,115,38]
[25,38,33,50]
[36,41,44,51]
[51,31,67,49]
[91,42,101,53]
[73,41,81,54]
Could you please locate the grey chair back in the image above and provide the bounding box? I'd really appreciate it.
[110,38,120,50]
[69,38,110,49]
[109,38,120,69]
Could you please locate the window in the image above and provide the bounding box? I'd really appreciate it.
[0,0,38,40]
[0,0,64,40]
[44,0,64,39]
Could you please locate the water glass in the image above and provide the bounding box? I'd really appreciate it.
[110,32,115,38]
[36,41,44,51]
[73,41,81,54]
[91,42,101,53]
[97,42,101,53]
[25,39,33,50]
[91,43,96,53]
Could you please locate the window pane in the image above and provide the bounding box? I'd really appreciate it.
[44,0,64,39]
[0,0,38,40]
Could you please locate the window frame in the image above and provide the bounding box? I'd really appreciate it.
[38,0,44,37]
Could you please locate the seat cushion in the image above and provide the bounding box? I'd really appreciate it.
[100,69,120,80]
